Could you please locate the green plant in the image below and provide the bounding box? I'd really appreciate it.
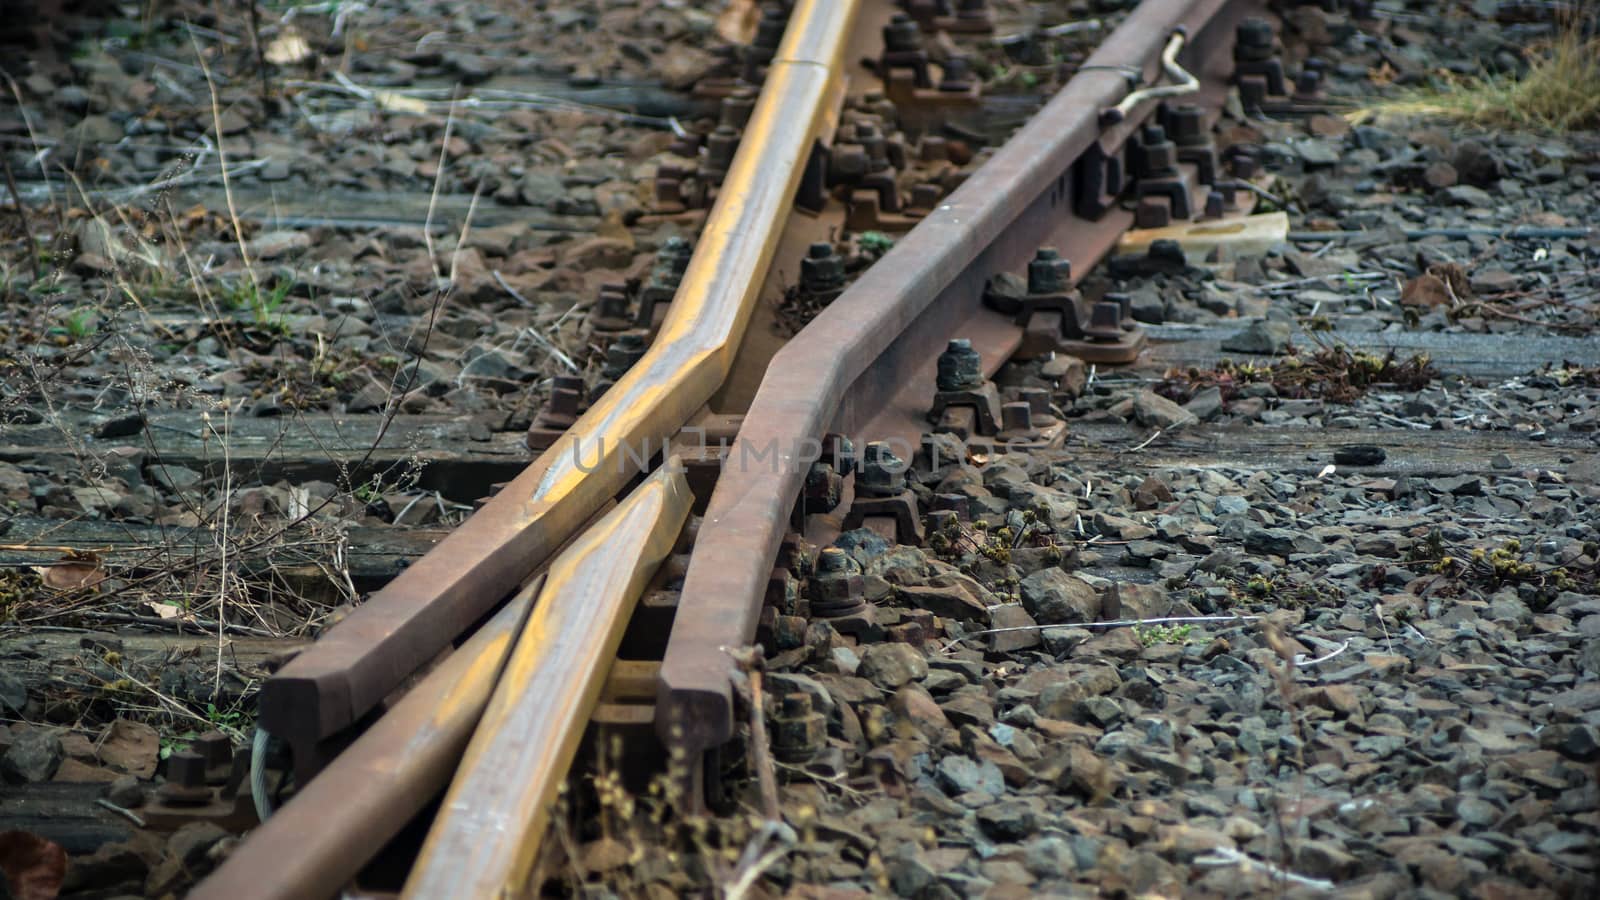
[226,278,293,329]
[353,476,384,504]
[857,231,894,259]
[160,701,252,759]
[51,307,99,339]
[1135,623,1194,646]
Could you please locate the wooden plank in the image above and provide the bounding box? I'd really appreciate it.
[1140,327,1600,377]
[0,414,531,503]
[1055,423,1590,477]
[0,783,133,855]
[0,517,449,585]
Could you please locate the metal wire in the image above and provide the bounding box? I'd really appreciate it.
[1106,32,1198,120]
[251,726,274,822]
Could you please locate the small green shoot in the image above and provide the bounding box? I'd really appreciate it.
[50,307,99,339]
[858,231,894,259]
[1134,623,1194,647]
[226,278,293,329]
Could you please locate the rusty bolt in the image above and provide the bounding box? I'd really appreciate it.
[883,12,923,53]
[1235,18,1276,61]
[936,338,983,392]
[939,55,974,93]
[1135,197,1172,230]
[858,441,907,497]
[1167,105,1209,148]
[812,547,864,604]
[1085,301,1125,340]
[195,731,233,770]
[772,614,808,651]
[1018,387,1051,418]
[1000,402,1033,433]
[656,235,693,274]
[549,376,584,415]
[601,333,648,381]
[811,547,865,616]
[815,546,855,576]
[704,125,741,179]
[1136,125,1178,179]
[169,750,208,787]
[826,433,857,477]
[772,692,826,763]
[800,242,845,293]
[1294,69,1323,100]
[157,748,215,806]
[1107,292,1135,327]
[596,283,632,319]
[804,461,843,512]
[720,86,758,129]
[1027,248,1071,296]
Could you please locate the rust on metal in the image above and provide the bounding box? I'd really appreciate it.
[401,464,692,900]
[659,0,1262,756]
[189,577,539,900]
[259,0,863,761]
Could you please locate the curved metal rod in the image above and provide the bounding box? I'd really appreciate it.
[1106,32,1198,121]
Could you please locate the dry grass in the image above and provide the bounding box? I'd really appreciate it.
[1365,16,1600,132]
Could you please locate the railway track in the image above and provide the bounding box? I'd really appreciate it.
[197,0,1275,891]
[3,0,1596,896]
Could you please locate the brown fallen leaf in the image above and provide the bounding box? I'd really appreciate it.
[0,831,67,900]
[34,552,105,592]
[1400,273,1452,308]
[1425,261,1472,300]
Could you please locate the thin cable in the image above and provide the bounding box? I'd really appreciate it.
[251,726,274,822]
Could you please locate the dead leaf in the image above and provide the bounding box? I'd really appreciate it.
[715,0,760,44]
[1426,261,1472,300]
[0,831,67,900]
[1400,273,1452,308]
[97,719,159,779]
[264,28,312,66]
[373,90,428,116]
[34,553,105,593]
[146,602,191,622]
[1368,61,1397,86]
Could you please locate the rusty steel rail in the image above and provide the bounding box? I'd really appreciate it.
[658,0,1263,755]
[402,465,691,899]
[189,578,538,900]
[259,0,861,765]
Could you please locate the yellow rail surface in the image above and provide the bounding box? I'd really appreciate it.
[401,464,692,898]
